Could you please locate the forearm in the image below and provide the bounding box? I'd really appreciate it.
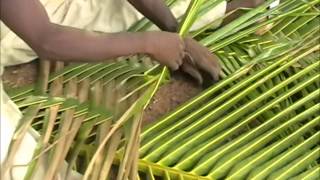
[0,0,152,63]
[128,0,178,32]
[36,24,150,62]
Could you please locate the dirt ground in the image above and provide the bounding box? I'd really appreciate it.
[2,61,38,88]
[3,60,202,126]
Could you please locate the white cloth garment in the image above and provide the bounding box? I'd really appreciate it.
[0,0,227,179]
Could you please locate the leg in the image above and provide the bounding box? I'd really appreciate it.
[226,0,264,13]
[223,0,265,25]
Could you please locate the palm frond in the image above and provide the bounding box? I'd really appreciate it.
[5,0,319,179]
[138,1,320,179]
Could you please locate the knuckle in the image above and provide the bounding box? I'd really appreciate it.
[172,64,178,70]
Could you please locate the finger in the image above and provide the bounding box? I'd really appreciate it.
[178,51,184,65]
[170,61,179,71]
[208,54,222,80]
[182,62,203,84]
[204,59,220,81]
[184,52,196,66]
[179,37,186,51]
[179,40,186,65]
[197,55,221,81]
[207,61,221,81]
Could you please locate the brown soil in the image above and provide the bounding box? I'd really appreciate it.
[143,72,202,125]
[3,61,38,88]
[3,61,202,126]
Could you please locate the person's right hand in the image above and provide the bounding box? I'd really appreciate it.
[144,31,185,70]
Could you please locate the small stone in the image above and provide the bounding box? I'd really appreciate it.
[12,70,18,74]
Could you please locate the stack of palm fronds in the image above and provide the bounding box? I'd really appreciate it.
[4,0,319,179]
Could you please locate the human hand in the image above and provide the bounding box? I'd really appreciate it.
[145,32,184,70]
[182,37,221,83]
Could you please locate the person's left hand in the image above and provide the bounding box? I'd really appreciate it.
[182,37,221,84]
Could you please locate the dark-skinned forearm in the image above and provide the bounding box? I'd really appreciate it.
[128,0,178,32]
[34,24,152,62]
[0,0,152,63]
